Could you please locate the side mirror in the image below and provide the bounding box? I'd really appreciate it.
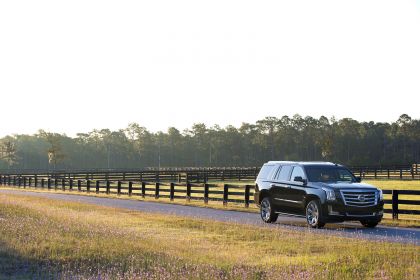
[294,176,307,185]
[355,177,362,183]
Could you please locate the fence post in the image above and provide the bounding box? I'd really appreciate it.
[245,185,250,208]
[41,178,45,188]
[126,181,132,196]
[399,169,403,180]
[47,178,51,190]
[54,179,58,190]
[387,169,390,179]
[96,180,100,194]
[186,182,191,202]
[392,190,399,220]
[155,182,160,199]
[87,180,91,193]
[28,177,32,187]
[77,180,81,192]
[141,182,145,198]
[34,176,38,188]
[106,180,110,194]
[62,179,66,191]
[23,177,26,188]
[8,176,11,186]
[170,182,175,201]
[223,184,229,206]
[117,181,121,195]
[69,179,73,191]
[204,183,209,204]
[374,168,377,179]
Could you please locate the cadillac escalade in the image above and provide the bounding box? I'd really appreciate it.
[254,161,384,228]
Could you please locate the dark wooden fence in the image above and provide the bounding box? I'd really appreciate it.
[0,164,419,183]
[1,175,419,220]
[0,167,260,183]
[382,190,420,219]
[349,164,420,180]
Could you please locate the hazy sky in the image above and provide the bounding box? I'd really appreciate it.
[1,1,419,137]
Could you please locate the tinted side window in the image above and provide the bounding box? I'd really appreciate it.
[277,165,293,181]
[290,166,306,181]
[273,166,282,180]
[257,165,274,180]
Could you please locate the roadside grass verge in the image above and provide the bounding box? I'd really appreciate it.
[0,193,419,279]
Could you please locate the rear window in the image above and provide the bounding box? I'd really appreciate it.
[257,165,274,180]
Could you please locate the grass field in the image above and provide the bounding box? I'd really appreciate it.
[0,193,419,279]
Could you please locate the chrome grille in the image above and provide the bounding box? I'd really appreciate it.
[340,190,377,207]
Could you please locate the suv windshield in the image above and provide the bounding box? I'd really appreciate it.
[305,166,356,183]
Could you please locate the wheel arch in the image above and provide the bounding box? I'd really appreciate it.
[304,194,322,207]
[258,189,271,205]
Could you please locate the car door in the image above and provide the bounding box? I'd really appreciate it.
[270,165,293,210]
[285,166,308,214]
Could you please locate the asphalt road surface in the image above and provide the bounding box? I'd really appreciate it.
[1,189,419,245]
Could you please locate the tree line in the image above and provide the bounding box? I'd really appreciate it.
[0,114,418,170]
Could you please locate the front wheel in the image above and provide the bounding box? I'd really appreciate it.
[260,197,278,223]
[360,220,379,228]
[305,200,325,228]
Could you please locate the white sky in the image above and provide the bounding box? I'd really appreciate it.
[0,1,419,137]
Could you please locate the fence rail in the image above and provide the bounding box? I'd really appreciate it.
[0,164,419,183]
[1,175,419,221]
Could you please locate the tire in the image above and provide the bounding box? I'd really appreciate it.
[260,197,278,223]
[360,220,379,228]
[305,199,325,228]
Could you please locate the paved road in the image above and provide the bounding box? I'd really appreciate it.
[1,189,419,245]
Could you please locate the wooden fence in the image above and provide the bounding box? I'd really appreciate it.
[1,175,419,220]
[349,164,420,180]
[0,164,419,183]
[0,167,260,183]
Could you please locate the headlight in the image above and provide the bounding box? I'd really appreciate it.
[323,188,336,201]
[378,189,383,201]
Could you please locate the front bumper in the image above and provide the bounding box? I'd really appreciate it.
[323,200,384,222]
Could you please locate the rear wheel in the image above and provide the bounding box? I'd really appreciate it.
[260,197,278,223]
[360,220,379,228]
[305,200,325,228]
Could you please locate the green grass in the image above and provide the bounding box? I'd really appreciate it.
[0,193,419,279]
[362,180,420,191]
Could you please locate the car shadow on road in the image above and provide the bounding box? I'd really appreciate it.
[273,218,419,243]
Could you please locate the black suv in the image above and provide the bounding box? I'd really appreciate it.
[254,161,384,228]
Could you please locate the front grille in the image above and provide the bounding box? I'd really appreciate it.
[340,190,377,207]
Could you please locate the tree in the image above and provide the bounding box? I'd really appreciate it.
[38,130,66,170]
[0,138,17,168]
